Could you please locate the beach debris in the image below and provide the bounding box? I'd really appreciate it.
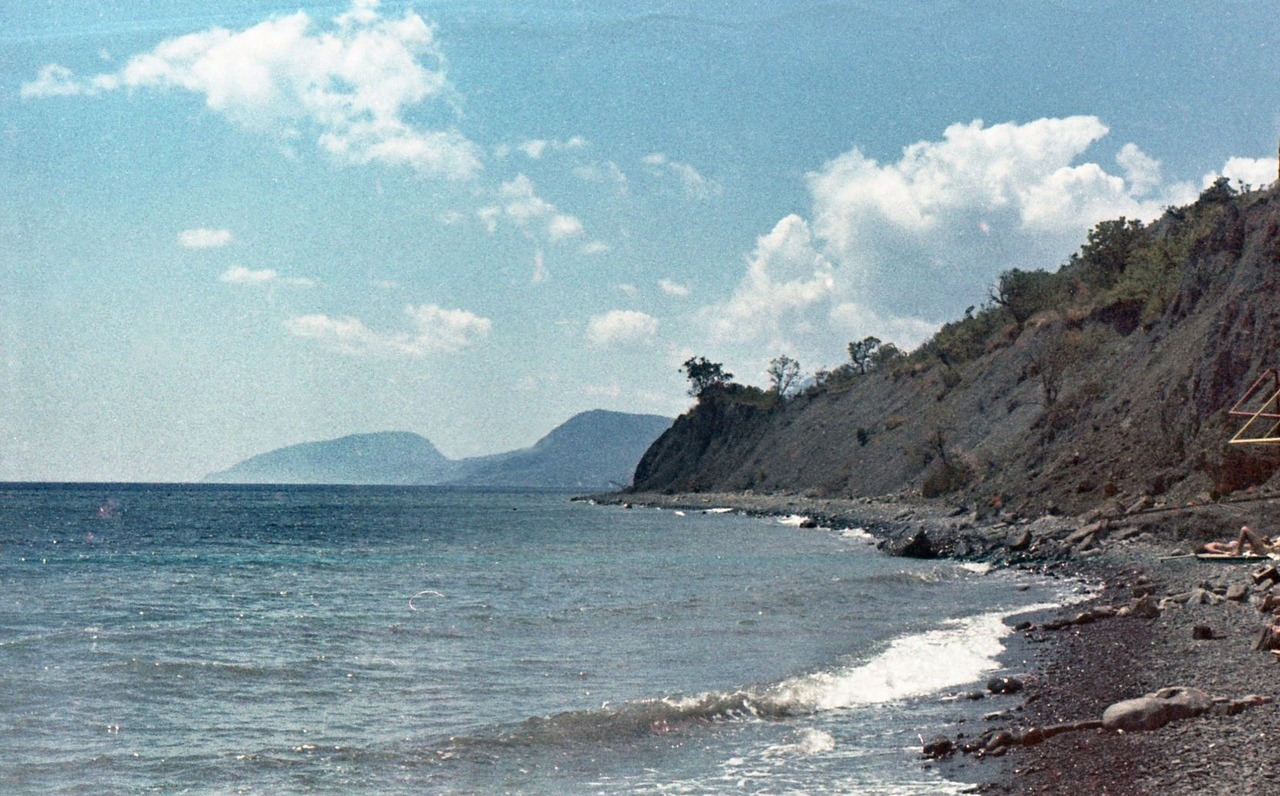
[927,689,1271,760]
[1125,495,1154,515]
[1159,587,1224,609]
[1253,565,1280,586]
[1101,686,1211,732]
[1042,605,1118,630]
[945,721,1103,758]
[1214,694,1273,715]
[1253,623,1280,651]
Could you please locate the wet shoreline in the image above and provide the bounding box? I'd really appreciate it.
[591,490,1280,794]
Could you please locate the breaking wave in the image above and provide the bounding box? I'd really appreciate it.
[445,603,1058,756]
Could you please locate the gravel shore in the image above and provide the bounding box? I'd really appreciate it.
[593,490,1280,795]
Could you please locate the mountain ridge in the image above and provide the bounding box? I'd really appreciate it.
[205,410,672,489]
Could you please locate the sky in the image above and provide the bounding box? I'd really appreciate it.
[2,0,1279,482]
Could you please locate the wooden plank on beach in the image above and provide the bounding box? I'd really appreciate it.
[1193,553,1271,562]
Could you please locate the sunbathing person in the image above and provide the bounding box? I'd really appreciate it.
[1200,525,1278,556]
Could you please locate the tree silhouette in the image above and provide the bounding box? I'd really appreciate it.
[681,356,733,397]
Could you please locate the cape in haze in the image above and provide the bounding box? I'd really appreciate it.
[204,410,672,489]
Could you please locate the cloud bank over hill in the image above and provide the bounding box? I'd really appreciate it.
[701,116,1228,371]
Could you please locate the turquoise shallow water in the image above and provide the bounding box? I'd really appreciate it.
[0,484,1066,794]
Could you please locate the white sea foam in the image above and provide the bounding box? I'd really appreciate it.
[839,527,874,541]
[764,604,1061,710]
[763,727,837,758]
[776,514,811,527]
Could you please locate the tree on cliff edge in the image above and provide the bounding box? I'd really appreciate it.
[682,356,733,397]
[766,355,802,400]
[848,336,882,374]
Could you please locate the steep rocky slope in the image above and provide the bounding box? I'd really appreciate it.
[633,185,1280,516]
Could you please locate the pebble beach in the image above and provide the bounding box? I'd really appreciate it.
[600,490,1280,795]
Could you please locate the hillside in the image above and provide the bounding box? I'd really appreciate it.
[205,411,672,489]
[205,431,454,485]
[454,410,674,489]
[632,180,1280,517]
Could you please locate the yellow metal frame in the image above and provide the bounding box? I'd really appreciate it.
[1229,369,1280,444]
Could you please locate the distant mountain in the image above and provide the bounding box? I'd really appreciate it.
[204,431,455,485]
[453,410,674,489]
[204,411,673,489]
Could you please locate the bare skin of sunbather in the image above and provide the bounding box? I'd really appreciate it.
[1200,525,1278,556]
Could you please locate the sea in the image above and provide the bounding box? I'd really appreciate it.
[0,484,1082,795]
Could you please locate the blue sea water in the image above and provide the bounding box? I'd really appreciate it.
[0,484,1071,794]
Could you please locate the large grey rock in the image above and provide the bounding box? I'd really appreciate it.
[1101,687,1211,732]
[1008,528,1032,552]
[896,530,935,559]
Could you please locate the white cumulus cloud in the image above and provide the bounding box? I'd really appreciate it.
[220,266,277,284]
[479,174,585,243]
[702,214,835,346]
[658,278,690,297]
[179,227,233,248]
[1208,157,1277,190]
[504,136,587,159]
[586,310,658,348]
[220,265,314,287]
[643,152,720,199]
[22,1,481,180]
[285,303,490,357]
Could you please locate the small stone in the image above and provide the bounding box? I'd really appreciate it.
[987,676,1024,695]
[1191,624,1218,640]
[922,733,954,759]
[985,730,1016,751]
[1129,594,1160,619]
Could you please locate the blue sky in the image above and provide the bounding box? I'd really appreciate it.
[3,0,1279,481]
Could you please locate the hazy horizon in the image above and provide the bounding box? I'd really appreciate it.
[4,0,1279,481]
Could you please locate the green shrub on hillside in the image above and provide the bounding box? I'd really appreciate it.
[803,185,1246,400]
